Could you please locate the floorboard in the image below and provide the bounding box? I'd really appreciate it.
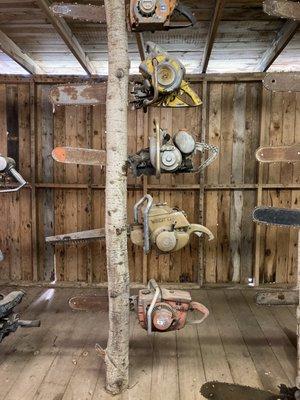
[0,286,297,400]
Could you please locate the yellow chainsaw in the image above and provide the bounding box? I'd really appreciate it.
[46,194,213,254]
[131,42,202,110]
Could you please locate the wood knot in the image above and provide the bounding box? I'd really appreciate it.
[116,68,124,79]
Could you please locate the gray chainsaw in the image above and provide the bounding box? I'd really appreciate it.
[0,155,27,193]
[46,194,214,253]
[51,119,218,178]
[263,0,300,20]
[0,291,40,343]
[69,279,209,336]
[200,381,300,400]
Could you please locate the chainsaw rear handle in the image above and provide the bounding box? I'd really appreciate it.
[133,194,153,254]
[194,143,219,172]
[0,156,27,193]
[147,279,161,335]
[188,302,209,325]
[170,3,197,29]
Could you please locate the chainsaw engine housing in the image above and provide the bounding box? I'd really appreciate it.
[131,42,201,109]
[130,195,214,254]
[137,279,209,334]
[129,0,196,31]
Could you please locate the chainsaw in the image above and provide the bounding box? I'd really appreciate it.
[131,41,202,109]
[263,0,300,20]
[129,0,196,31]
[0,156,27,193]
[129,119,219,177]
[256,144,300,163]
[46,194,214,253]
[253,207,300,229]
[69,279,209,335]
[51,119,218,178]
[0,291,41,343]
[201,381,300,400]
[263,73,300,92]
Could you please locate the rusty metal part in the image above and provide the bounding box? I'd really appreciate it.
[46,228,106,245]
[50,3,106,23]
[263,0,300,20]
[253,207,300,229]
[52,147,106,166]
[255,290,298,306]
[256,144,300,163]
[129,0,196,31]
[69,295,109,311]
[137,279,209,334]
[263,73,300,92]
[49,84,107,106]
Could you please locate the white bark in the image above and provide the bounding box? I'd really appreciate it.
[104,0,130,394]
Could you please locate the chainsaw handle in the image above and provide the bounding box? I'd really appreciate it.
[143,58,159,108]
[193,143,219,173]
[133,194,153,254]
[169,3,197,29]
[0,156,27,193]
[188,301,209,325]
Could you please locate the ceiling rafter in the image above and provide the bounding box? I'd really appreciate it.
[35,0,97,76]
[0,30,44,74]
[257,20,299,72]
[201,0,226,74]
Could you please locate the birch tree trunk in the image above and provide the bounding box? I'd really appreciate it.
[104,0,130,394]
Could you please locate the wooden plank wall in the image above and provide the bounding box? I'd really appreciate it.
[0,79,299,285]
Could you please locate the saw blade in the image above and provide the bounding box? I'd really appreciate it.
[46,228,106,244]
[263,0,300,20]
[263,73,300,92]
[52,147,106,166]
[255,290,298,306]
[50,3,106,23]
[200,382,278,400]
[256,144,300,163]
[69,295,109,311]
[49,84,106,106]
[253,207,300,229]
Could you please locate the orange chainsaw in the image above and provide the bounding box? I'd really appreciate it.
[69,279,209,335]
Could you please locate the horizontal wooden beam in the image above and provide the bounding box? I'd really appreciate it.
[201,0,226,73]
[0,30,44,74]
[0,73,266,85]
[257,20,299,72]
[32,183,300,191]
[36,0,96,76]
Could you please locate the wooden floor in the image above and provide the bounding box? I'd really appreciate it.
[0,287,297,400]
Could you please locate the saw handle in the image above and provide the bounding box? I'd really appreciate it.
[187,302,209,325]
[170,3,197,29]
[0,156,27,193]
[133,194,153,254]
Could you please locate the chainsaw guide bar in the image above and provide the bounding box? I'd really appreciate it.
[69,295,109,312]
[49,84,107,106]
[263,73,300,92]
[253,207,300,229]
[46,228,106,244]
[255,290,298,306]
[52,147,106,166]
[50,3,106,23]
[256,144,300,163]
[263,0,300,20]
